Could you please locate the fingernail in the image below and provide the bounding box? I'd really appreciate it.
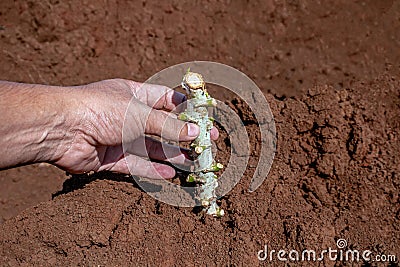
[157,166,175,179]
[187,123,200,137]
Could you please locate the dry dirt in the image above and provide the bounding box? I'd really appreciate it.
[0,0,399,266]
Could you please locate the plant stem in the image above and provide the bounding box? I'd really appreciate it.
[180,70,224,217]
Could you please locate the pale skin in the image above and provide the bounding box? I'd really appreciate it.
[0,79,219,179]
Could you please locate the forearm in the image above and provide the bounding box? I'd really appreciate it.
[0,81,76,169]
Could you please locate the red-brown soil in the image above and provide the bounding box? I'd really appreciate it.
[0,0,399,266]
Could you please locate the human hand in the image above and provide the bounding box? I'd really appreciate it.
[52,79,219,179]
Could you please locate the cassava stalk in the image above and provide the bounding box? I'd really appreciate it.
[179,69,224,217]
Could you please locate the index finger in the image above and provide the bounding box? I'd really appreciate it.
[133,82,186,112]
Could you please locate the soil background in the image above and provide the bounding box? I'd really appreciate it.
[0,0,399,266]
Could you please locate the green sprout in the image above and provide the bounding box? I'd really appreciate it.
[178,113,188,121]
[180,70,225,217]
[207,162,224,172]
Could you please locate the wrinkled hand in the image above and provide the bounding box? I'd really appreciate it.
[53,79,218,179]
